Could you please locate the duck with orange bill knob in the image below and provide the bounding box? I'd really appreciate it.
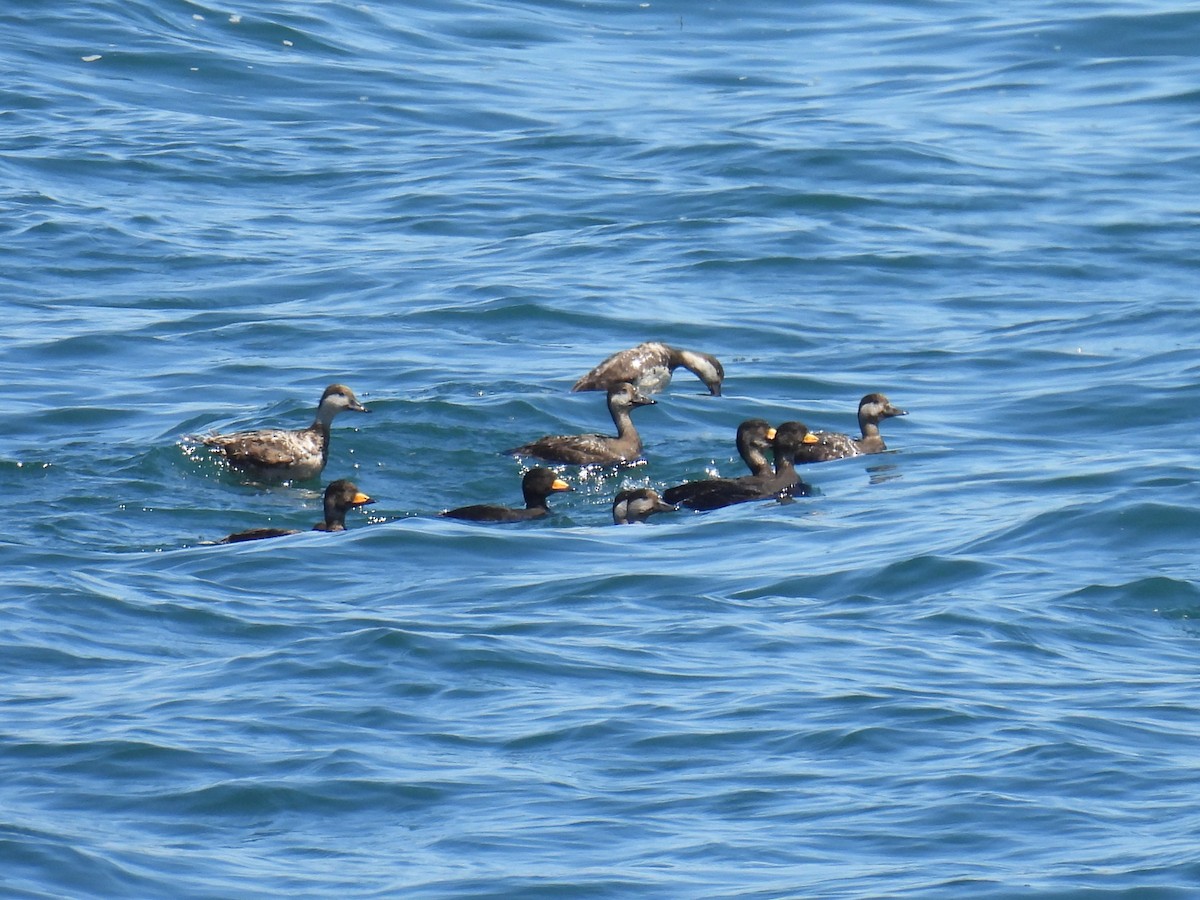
[662,419,776,508]
[665,421,817,511]
[218,479,375,544]
[441,468,572,523]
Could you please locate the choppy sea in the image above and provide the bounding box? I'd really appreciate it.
[3,1,1199,896]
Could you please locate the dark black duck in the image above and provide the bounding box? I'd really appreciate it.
[219,479,375,543]
[441,468,572,523]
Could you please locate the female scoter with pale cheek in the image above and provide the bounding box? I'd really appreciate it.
[196,383,369,481]
[441,468,572,523]
[572,341,724,396]
[794,393,908,464]
[612,487,677,525]
[506,382,656,465]
[218,479,375,544]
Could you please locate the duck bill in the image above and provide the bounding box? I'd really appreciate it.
[765,427,777,440]
[551,479,573,492]
[801,432,819,444]
[352,493,375,506]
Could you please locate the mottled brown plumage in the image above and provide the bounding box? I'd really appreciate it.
[506,383,656,465]
[794,393,907,464]
[198,384,369,481]
[572,342,724,396]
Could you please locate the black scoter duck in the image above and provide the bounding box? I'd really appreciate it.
[612,487,677,525]
[665,421,817,511]
[794,393,908,464]
[198,383,369,481]
[505,382,656,465]
[441,468,572,522]
[572,341,724,396]
[662,419,776,508]
[219,479,375,543]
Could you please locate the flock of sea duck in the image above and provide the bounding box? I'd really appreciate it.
[187,342,907,542]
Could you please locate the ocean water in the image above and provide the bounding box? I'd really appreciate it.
[2,0,1199,896]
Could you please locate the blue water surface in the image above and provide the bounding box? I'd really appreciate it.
[2,0,1199,896]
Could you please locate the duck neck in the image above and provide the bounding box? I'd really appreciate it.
[523,487,551,510]
[610,403,638,439]
[675,349,720,394]
[772,448,798,483]
[858,412,880,440]
[306,411,333,464]
[313,399,343,430]
[321,500,347,530]
[741,444,772,477]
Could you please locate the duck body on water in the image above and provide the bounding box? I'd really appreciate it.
[795,393,907,463]
[197,384,369,482]
[505,383,656,466]
[662,419,776,510]
[665,421,817,511]
[218,480,375,544]
[442,468,573,523]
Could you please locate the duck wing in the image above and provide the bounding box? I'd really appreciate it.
[662,476,768,511]
[793,430,859,464]
[218,527,300,544]
[506,433,633,465]
[204,427,319,468]
[442,505,544,523]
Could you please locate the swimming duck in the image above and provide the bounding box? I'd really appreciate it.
[794,393,908,464]
[612,487,677,525]
[572,341,724,396]
[218,479,375,543]
[664,421,817,511]
[661,419,776,508]
[505,382,656,465]
[198,383,369,481]
[441,468,572,523]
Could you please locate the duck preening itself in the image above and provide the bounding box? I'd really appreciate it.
[572,341,724,396]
